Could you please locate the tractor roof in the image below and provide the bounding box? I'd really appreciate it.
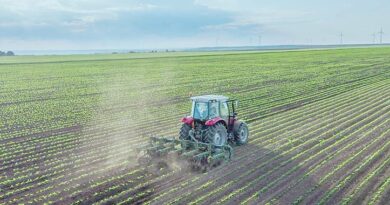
[190,95,229,102]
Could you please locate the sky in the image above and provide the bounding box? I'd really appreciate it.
[0,0,389,50]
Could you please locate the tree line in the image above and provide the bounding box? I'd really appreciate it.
[0,50,15,56]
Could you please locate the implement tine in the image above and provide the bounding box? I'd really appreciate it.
[144,136,183,156]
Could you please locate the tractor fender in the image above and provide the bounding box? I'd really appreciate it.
[181,116,194,125]
[205,117,226,127]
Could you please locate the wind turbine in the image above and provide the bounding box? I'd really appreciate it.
[379,28,384,44]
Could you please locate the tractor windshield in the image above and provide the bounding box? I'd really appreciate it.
[192,102,208,120]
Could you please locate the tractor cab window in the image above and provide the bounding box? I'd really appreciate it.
[209,101,219,119]
[193,102,208,120]
[220,102,229,119]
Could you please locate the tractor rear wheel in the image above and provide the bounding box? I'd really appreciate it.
[235,122,249,145]
[179,123,191,140]
[205,123,228,147]
[179,123,192,150]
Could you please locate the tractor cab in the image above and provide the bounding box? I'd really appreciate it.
[190,95,236,122]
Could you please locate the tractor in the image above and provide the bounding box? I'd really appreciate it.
[137,95,249,172]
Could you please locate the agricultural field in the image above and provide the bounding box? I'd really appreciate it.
[0,47,389,204]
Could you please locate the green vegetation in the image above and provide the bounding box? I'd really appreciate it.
[0,47,389,204]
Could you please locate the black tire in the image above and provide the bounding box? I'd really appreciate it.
[205,123,228,147]
[179,123,192,150]
[179,123,191,140]
[235,122,249,145]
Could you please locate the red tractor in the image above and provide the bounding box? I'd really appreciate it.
[180,95,249,147]
[138,95,249,171]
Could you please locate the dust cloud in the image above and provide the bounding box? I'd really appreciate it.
[50,63,191,198]
[77,64,182,178]
[80,72,155,173]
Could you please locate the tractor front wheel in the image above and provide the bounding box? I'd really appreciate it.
[235,122,249,145]
[205,123,228,147]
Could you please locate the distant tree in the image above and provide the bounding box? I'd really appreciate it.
[6,51,15,56]
[0,51,15,56]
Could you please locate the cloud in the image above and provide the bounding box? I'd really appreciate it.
[0,0,158,29]
[194,0,244,11]
[0,0,232,37]
[0,0,235,49]
[195,0,312,28]
[0,0,157,14]
[0,0,389,50]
